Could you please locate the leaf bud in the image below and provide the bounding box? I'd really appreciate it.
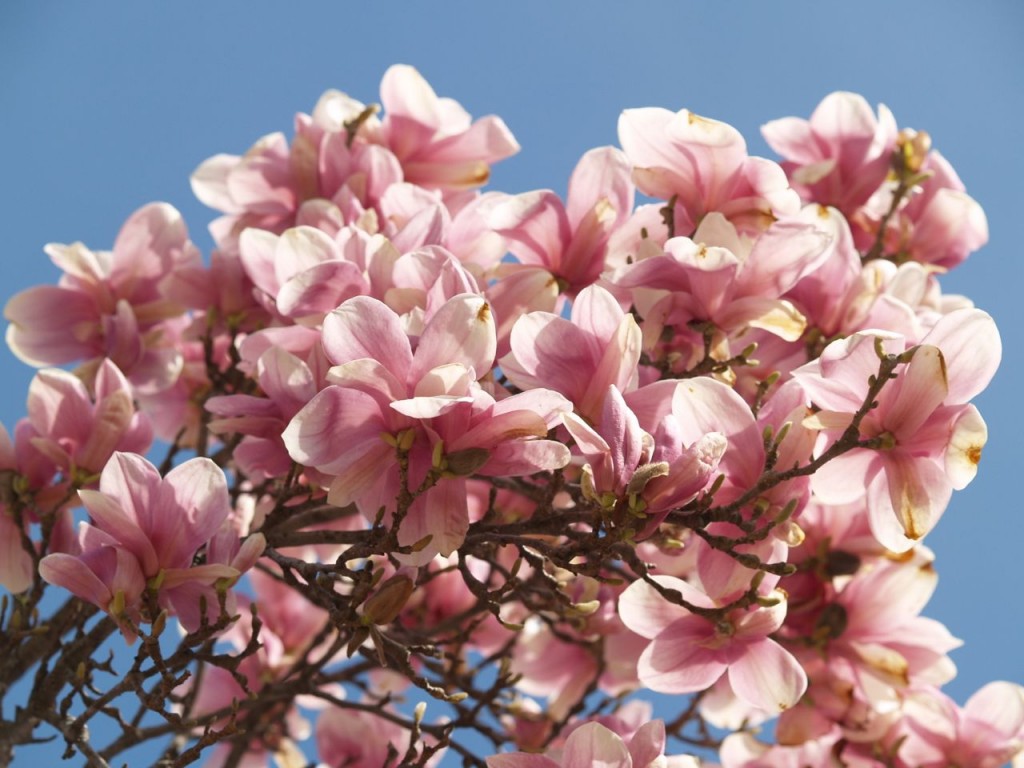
[626,461,670,497]
[824,549,862,578]
[362,571,417,625]
[444,447,491,476]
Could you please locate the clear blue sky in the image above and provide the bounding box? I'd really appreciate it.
[2,1,1022,763]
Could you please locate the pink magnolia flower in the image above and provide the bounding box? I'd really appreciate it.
[500,284,641,422]
[5,203,200,393]
[39,452,264,639]
[859,147,988,269]
[618,106,799,236]
[487,720,698,768]
[489,146,634,297]
[563,385,726,531]
[898,682,1024,768]
[762,91,897,215]
[618,575,807,713]
[284,294,570,562]
[793,308,1000,550]
[614,213,831,369]
[24,359,152,480]
[237,225,369,322]
[378,64,520,193]
[207,345,318,481]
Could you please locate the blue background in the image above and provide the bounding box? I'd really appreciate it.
[2,2,1022,764]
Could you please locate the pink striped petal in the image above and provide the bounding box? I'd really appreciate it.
[161,458,231,562]
[479,440,570,477]
[726,638,807,712]
[411,294,496,383]
[638,619,726,693]
[618,576,705,640]
[561,722,632,768]
[322,296,413,375]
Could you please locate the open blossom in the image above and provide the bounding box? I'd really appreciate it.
[39,452,264,639]
[23,359,152,480]
[488,720,698,768]
[613,211,831,372]
[618,106,799,236]
[563,384,726,531]
[5,203,199,393]
[761,91,897,215]
[489,146,634,299]
[500,284,641,422]
[793,307,1000,550]
[619,575,807,713]
[898,682,1024,767]
[191,64,519,246]
[284,293,570,561]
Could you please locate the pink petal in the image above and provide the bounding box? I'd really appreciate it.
[480,440,570,476]
[39,552,113,609]
[566,147,634,233]
[883,345,949,437]
[726,638,807,712]
[411,294,496,383]
[190,153,241,212]
[5,285,98,366]
[326,439,398,509]
[920,308,1000,404]
[561,722,632,768]
[489,190,570,269]
[638,618,726,693]
[161,458,231,561]
[396,478,469,564]
[276,261,368,318]
[283,387,388,475]
[618,576,703,640]
[80,492,159,575]
[322,296,413,375]
[627,720,666,768]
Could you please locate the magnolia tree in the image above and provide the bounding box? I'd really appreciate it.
[0,65,1020,768]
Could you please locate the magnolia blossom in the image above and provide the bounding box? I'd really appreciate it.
[5,203,199,393]
[489,146,634,300]
[39,452,264,638]
[618,106,799,236]
[501,284,641,422]
[23,359,152,480]
[619,575,807,713]
[488,720,698,768]
[793,307,1000,550]
[284,293,570,561]
[762,91,897,215]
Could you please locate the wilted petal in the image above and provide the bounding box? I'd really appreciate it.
[945,405,987,490]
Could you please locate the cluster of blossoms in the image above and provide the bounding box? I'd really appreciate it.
[0,67,1019,768]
